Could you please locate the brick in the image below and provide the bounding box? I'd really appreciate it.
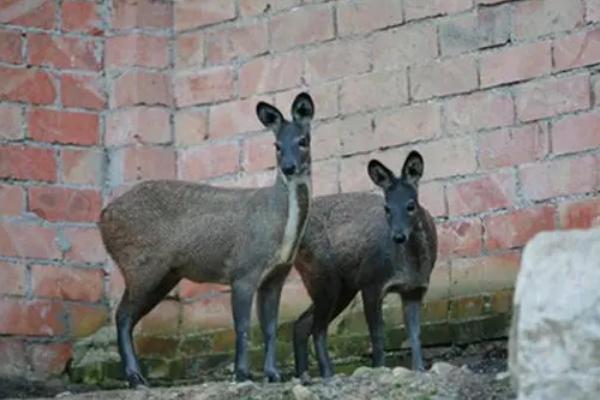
[0,184,24,216]
[310,120,342,161]
[481,41,552,88]
[520,154,599,201]
[404,0,472,21]
[0,145,57,182]
[111,0,172,30]
[175,109,207,146]
[0,0,55,29]
[175,0,236,31]
[0,104,23,140]
[29,109,99,145]
[114,71,172,107]
[179,280,226,299]
[554,28,600,72]
[516,74,591,122]
[182,295,232,332]
[0,299,65,336]
[587,0,600,22]
[419,181,446,218]
[30,343,73,377]
[32,265,103,302]
[270,5,334,51]
[340,154,372,192]
[240,0,300,16]
[28,34,100,71]
[305,40,370,84]
[68,303,109,338]
[513,0,584,40]
[62,0,102,34]
[380,137,478,180]
[60,74,106,110]
[478,123,549,169]
[337,0,403,36]
[56,96,111,132]
[176,32,204,69]
[0,261,25,296]
[484,206,556,250]
[243,133,276,172]
[450,253,520,297]
[437,219,483,259]
[106,107,170,146]
[552,110,600,155]
[106,34,169,69]
[178,142,240,181]
[63,226,106,264]
[0,339,27,377]
[208,97,268,138]
[232,170,275,188]
[29,187,102,222]
[312,159,339,197]
[0,221,61,259]
[340,71,408,114]
[439,7,510,56]
[239,52,303,97]
[372,23,438,71]
[274,83,339,121]
[139,300,180,336]
[559,198,600,229]
[0,29,22,64]
[410,56,478,100]
[111,147,177,184]
[444,91,514,133]
[174,67,234,107]
[207,22,268,64]
[334,114,375,156]
[0,67,56,104]
[60,148,102,186]
[447,171,516,216]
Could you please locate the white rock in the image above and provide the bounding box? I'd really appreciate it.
[292,384,318,400]
[392,366,414,380]
[509,228,600,400]
[430,361,457,375]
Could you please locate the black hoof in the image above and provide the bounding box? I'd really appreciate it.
[235,369,253,382]
[264,369,281,383]
[126,370,149,389]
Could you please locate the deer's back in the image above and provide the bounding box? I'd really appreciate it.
[99,180,258,267]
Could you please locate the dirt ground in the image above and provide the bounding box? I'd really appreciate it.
[1,341,514,400]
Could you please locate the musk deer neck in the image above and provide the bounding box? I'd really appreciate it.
[272,171,311,266]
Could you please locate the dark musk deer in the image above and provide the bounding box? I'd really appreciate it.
[99,93,315,387]
[293,151,437,381]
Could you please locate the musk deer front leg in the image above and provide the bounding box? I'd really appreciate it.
[401,291,425,371]
[361,285,385,367]
[231,280,256,381]
[257,267,290,383]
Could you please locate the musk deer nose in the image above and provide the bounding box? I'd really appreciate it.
[392,233,407,244]
[281,164,296,176]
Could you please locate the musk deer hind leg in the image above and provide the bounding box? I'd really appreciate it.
[116,270,181,388]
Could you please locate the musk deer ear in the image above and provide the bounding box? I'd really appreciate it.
[256,102,284,130]
[368,159,395,190]
[401,151,424,186]
[291,92,315,124]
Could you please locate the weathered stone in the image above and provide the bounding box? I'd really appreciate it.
[292,384,318,400]
[509,228,600,400]
[430,361,458,376]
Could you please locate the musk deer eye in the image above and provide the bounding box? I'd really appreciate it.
[406,201,416,212]
[384,205,391,215]
[298,137,308,148]
[274,142,281,152]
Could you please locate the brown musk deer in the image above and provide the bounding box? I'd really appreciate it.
[293,151,437,381]
[99,93,315,387]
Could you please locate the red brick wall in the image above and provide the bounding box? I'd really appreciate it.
[1,0,600,380]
